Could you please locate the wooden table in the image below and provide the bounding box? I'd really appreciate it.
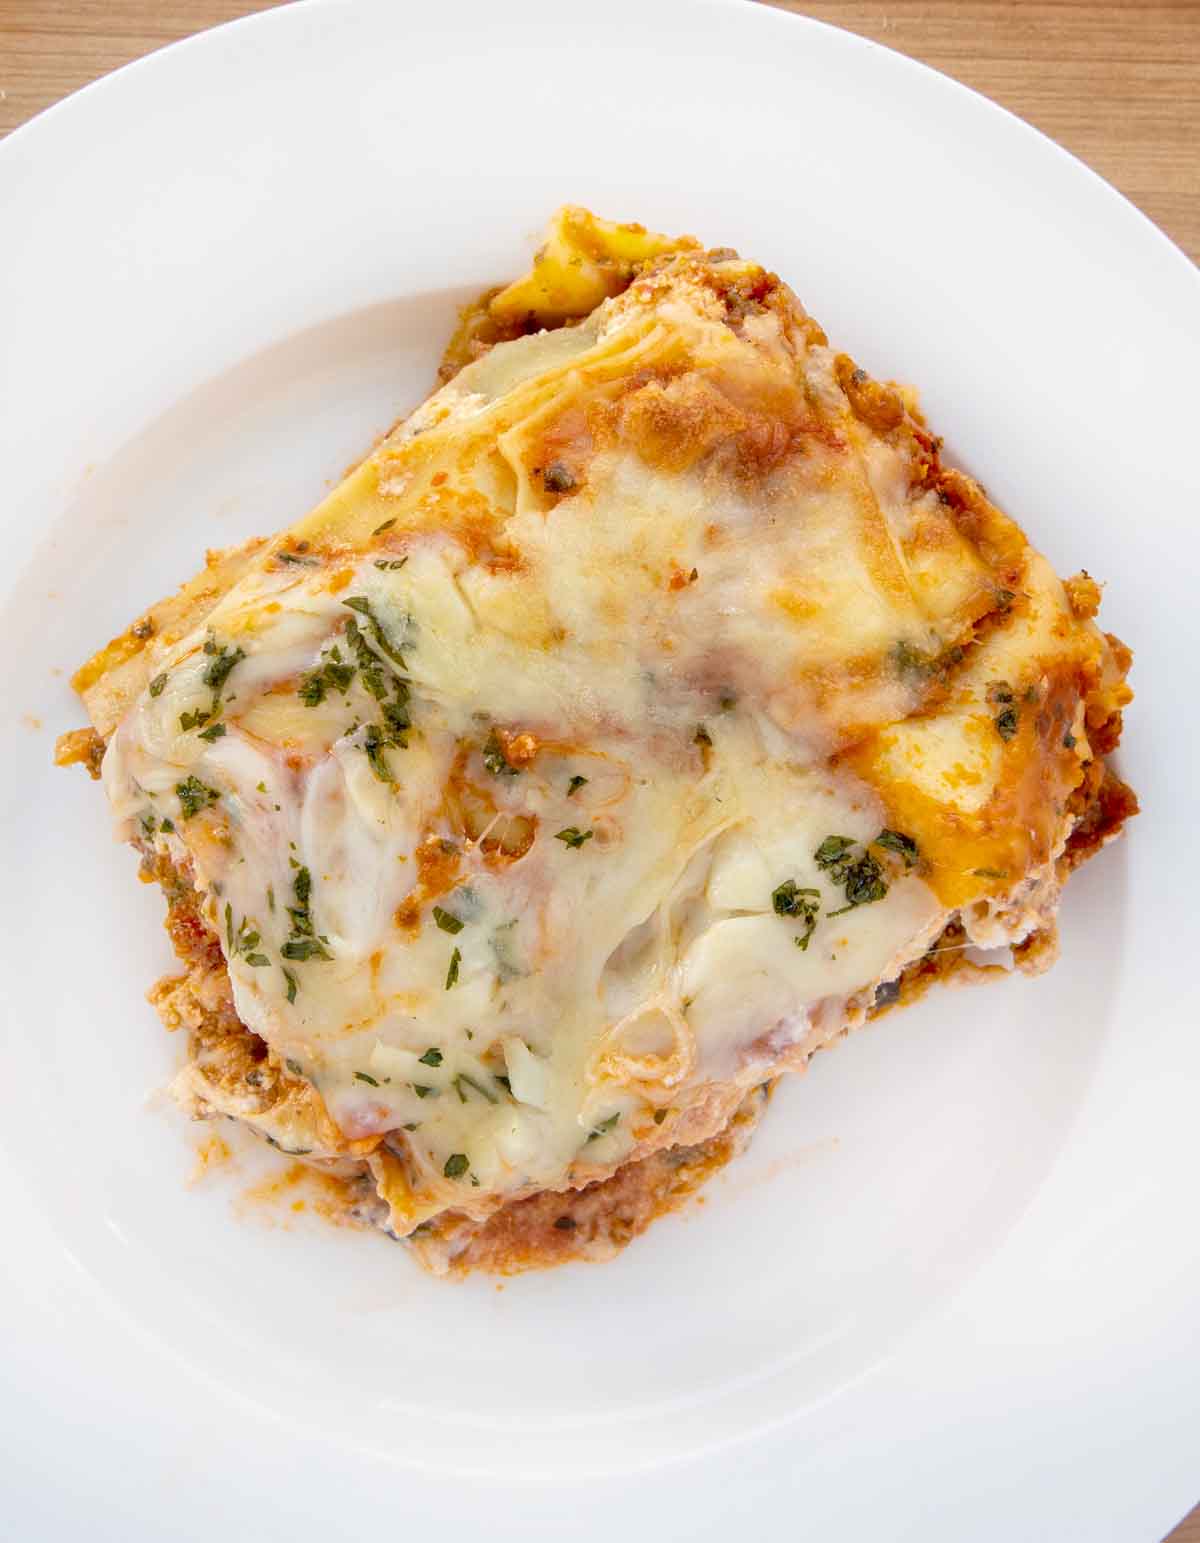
[1,1,1196,1537]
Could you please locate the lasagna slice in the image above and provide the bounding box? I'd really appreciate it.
[59,208,1136,1276]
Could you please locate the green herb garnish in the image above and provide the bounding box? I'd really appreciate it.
[771,879,821,950]
[814,835,856,873]
[482,731,518,777]
[201,642,245,694]
[443,1153,469,1179]
[281,937,329,960]
[816,835,889,917]
[995,706,1019,741]
[567,775,588,796]
[827,853,887,916]
[432,906,463,935]
[892,640,932,679]
[445,947,461,990]
[175,776,219,819]
[342,595,407,668]
[555,827,593,849]
[355,1071,380,1087]
[282,969,298,1004]
[148,673,168,698]
[363,723,394,782]
[586,1113,620,1142]
[418,1048,443,1067]
[298,672,327,707]
[873,829,919,867]
[197,722,226,742]
[454,1073,498,1105]
[280,866,332,962]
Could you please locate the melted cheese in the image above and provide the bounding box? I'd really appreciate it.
[99,216,1126,1230]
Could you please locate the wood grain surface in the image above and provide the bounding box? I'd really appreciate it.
[0,1,1196,1538]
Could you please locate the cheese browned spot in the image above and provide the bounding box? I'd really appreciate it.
[58,208,1135,1275]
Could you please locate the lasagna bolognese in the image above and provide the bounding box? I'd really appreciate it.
[58,208,1136,1275]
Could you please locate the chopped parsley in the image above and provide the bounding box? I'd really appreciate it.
[354,1071,380,1087]
[814,835,856,872]
[175,776,219,819]
[454,1072,498,1105]
[771,879,821,951]
[1063,731,1077,750]
[555,827,593,849]
[586,1113,620,1142]
[873,829,919,867]
[445,947,461,990]
[566,775,589,797]
[417,1048,443,1067]
[148,673,168,698]
[995,706,1020,741]
[197,722,226,742]
[443,1153,469,1180]
[285,1058,303,1077]
[892,639,933,679]
[225,908,270,968]
[280,937,330,961]
[432,906,464,935]
[281,865,332,962]
[341,595,407,668]
[372,518,396,535]
[201,641,245,694]
[160,817,175,833]
[412,1084,433,1099]
[298,672,327,707]
[363,723,396,783]
[298,645,357,707]
[282,968,298,1003]
[816,835,889,917]
[482,731,519,777]
[827,853,887,916]
[374,558,408,571]
[892,638,966,682]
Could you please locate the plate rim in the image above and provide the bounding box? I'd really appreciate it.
[1,2,1197,1539]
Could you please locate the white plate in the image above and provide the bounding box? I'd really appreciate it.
[2,1,1197,1537]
